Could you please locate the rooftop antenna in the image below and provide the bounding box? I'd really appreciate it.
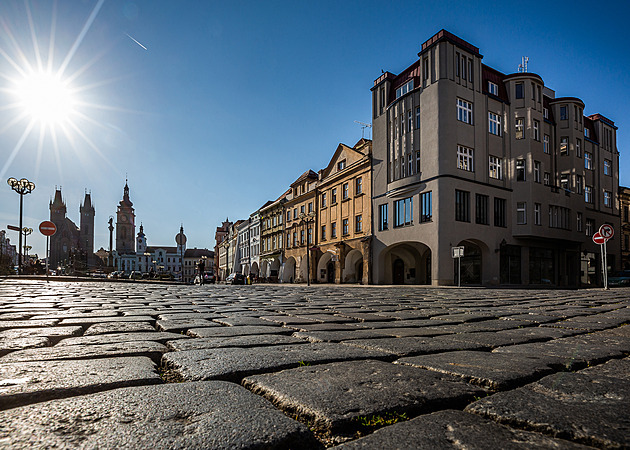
[354,120,372,139]
[518,56,529,73]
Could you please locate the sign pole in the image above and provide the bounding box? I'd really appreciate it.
[603,241,609,290]
[46,236,49,283]
[458,254,461,288]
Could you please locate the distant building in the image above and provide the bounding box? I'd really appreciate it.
[184,248,214,283]
[620,187,630,270]
[49,188,96,270]
[259,192,288,281]
[0,230,17,270]
[214,219,232,280]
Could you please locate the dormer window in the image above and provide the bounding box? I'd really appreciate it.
[395,80,414,98]
[488,81,498,96]
[337,160,346,171]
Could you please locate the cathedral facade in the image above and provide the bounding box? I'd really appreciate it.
[49,189,95,269]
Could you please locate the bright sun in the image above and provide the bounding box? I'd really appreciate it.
[13,71,76,125]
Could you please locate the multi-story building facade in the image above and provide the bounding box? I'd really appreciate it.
[314,139,372,284]
[0,230,17,271]
[214,219,231,279]
[371,29,619,286]
[259,192,287,281]
[183,248,214,283]
[620,186,630,270]
[283,170,318,283]
[249,210,261,278]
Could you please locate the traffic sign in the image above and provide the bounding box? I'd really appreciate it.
[175,232,187,246]
[599,224,614,240]
[592,232,606,245]
[7,225,20,232]
[39,221,57,236]
[452,246,464,258]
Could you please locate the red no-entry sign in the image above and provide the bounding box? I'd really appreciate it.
[592,232,606,245]
[39,221,57,236]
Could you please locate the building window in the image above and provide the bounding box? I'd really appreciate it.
[560,137,568,155]
[476,194,489,225]
[308,202,313,213]
[534,203,541,225]
[488,81,498,96]
[576,139,582,157]
[321,225,326,240]
[560,105,568,120]
[293,209,297,220]
[321,193,327,208]
[585,186,593,203]
[457,145,474,172]
[355,215,362,232]
[515,118,524,139]
[534,161,541,183]
[342,182,349,200]
[533,120,540,141]
[560,174,569,191]
[575,175,583,194]
[494,198,507,227]
[455,190,470,222]
[332,188,337,203]
[308,228,313,244]
[488,112,502,136]
[585,219,595,237]
[549,205,571,230]
[604,191,612,208]
[300,205,305,215]
[416,151,421,173]
[457,98,473,124]
[516,159,526,181]
[515,82,524,99]
[394,197,413,227]
[416,107,420,129]
[331,222,337,238]
[543,107,549,119]
[407,154,413,175]
[337,160,346,171]
[543,134,550,154]
[489,156,502,180]
[585,152,593,170]
[420,191,432,223]
[395,79,414,98]
[341,219,348,236]
[543,172,550,186]
[577,212,583,232]
[516,202,527,225]
[407,110,413,132]
[604,159,612,176]
[356,177,363,194]
[286,211,291,222]
[378,204,388,231]
[585,128,590,138]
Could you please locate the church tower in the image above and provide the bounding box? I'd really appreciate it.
[116,180,136,254]
[80,191,95,261]
[136,223,147,254]
[49,188,67,268]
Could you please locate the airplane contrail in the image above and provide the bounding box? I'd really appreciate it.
[125,33,147,50]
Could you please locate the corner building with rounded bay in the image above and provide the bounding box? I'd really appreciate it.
[370,30,620,287]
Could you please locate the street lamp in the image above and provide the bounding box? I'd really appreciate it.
[22,227,33,261]
[7,177,35,274]
[299,211,316,286]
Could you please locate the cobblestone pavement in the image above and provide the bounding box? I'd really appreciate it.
[0,279,629,448]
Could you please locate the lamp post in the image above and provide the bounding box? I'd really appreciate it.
[7,178,35,274]
[299,211,316,286]
[22,227,33,261]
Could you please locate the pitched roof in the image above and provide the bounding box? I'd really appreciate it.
[290,170,318,187]
[184,248,214,258]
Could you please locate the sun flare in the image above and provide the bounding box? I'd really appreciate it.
[13,71,76,126]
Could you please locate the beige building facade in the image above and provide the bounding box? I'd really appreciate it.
[314,139,372,284]
[371,30,620,286]
[259,193,287,282]
[283,170,318,283]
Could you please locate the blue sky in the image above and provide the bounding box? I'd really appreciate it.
[1,0,629,258]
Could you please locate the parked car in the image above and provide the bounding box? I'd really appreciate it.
[107,271,120,279]
[203,273,216,284]
[226,273,245,285]
[608,270,630,287]
[129,271,142,279]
